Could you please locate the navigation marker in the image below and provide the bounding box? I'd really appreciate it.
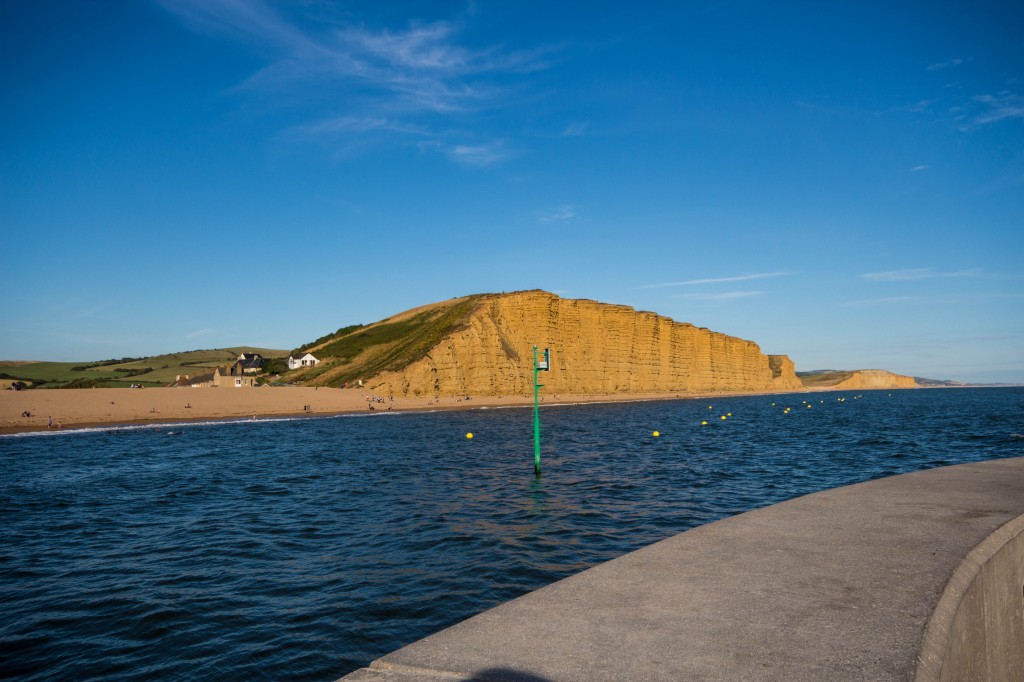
[532,346,550,477]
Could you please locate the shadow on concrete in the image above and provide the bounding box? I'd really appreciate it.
[461,668,553,682]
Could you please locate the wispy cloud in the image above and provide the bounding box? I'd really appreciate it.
[971,91,1024,126]
[916,57,1022,132]
[843,296,923,307]
[157,0,551,162]
[643,272,790,288]
[161,1,546,107]
[294,116,428,136]
[911,165,929,172]
[562,121,589,136]
[859,268,981,281]
[539,205,577,223]
[927,58,965,72]
[185,328,214,339]
[672,291,763,301]
[445,141,510,166]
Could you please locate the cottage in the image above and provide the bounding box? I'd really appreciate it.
[168,364,257,388]
[235,353,266,374]
[288,352,320,370]
[214,366,256,387]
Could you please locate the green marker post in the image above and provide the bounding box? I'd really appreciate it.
[532,345,550,476]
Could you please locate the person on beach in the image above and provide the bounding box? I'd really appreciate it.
[47,416,52,428]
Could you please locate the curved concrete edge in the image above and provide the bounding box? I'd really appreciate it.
[340,458,1024,682]
[914,511,1024,682]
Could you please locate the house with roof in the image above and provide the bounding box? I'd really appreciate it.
[168,364,257,388]
[214,366,257,387]
[288,352,320,370]
[235,353,266,374]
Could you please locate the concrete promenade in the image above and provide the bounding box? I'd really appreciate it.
[341,458,1024,681]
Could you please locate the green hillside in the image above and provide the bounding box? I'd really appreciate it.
[0,347,287,389]
[796,370,854,387]
[287,295,484,387]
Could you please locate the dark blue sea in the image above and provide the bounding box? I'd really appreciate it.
[2,387,1022,680]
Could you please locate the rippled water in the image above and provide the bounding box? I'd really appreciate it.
[2,387,1022,680]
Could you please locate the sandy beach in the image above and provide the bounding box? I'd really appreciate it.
[0,386,773,435]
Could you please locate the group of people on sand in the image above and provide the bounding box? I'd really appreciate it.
[426,395,473,405]
[46,415,61,429]
[365,394,394,411]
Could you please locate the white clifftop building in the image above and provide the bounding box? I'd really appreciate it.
[288,352,320,370]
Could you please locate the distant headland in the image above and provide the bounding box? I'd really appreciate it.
[2,290,952,433]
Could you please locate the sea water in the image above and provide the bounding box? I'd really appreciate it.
[2,387,1022,680]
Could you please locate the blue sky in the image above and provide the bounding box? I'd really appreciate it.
[1,1,1022,382]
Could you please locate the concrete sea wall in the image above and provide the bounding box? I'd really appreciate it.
[916,511,1024,682]
[341,458,1024,681]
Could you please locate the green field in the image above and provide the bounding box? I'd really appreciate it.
[0,347,288,389]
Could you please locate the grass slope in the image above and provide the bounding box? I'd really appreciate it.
[797,371,854,387]
[291,295,484,387]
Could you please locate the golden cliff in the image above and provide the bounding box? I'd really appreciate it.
[330,290,802,397]
[832,370,918,390]
[798,369,918,390]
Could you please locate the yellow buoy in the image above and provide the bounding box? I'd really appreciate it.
[720,415,727,420]
[701,421,707,425]
[466,432,473,439]
[653,431,660,437]
[727,412,732,417]
[708,405,713,410]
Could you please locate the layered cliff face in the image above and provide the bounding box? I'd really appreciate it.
[798,369,918,389]
[349,290,801,397]
[832,370,918,390]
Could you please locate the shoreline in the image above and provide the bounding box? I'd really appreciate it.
[0,385,934,436]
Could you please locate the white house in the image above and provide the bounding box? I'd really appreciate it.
[288,352,320,370]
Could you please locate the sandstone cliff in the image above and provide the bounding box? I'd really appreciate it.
[300,290,802,397]
[832,370,918,390]
[799,369,918,390]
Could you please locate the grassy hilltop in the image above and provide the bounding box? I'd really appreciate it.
[0,347,288,389]
[285,295,483,387]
